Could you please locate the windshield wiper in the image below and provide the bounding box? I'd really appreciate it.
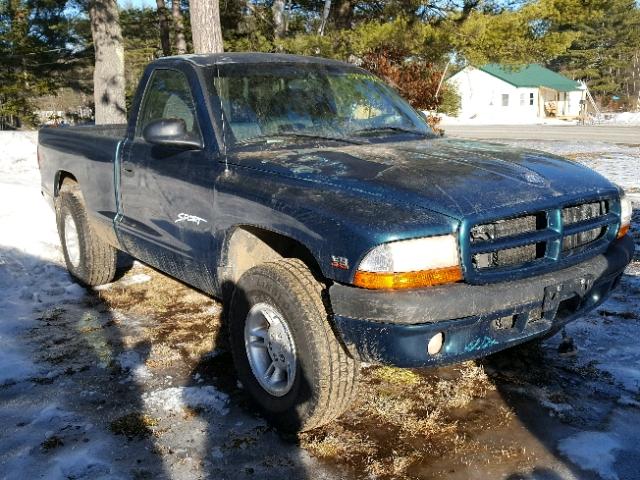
[276,132,364,144]
[351,126,426,137]
[237,132,363,146]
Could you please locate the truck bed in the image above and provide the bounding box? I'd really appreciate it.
[38,124,127,243]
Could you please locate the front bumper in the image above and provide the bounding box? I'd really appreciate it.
[330,235,635,367]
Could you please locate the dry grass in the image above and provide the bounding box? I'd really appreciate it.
[431,362,494,409]
[146,342,182,369]
[303,433,346,458]
[58,264,516,478]
[97,269,213,318]
[371,366,422,386]
[96,266,223,370]
[302,425,377,463]
[110,412,159,439]
[301,362,499,479]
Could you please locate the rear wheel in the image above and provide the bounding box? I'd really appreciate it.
[229,259,359,432]
[56,187,117,286]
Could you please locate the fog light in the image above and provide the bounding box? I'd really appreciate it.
[427,332,444,355]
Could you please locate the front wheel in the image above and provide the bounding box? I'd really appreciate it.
[229,259,359,432]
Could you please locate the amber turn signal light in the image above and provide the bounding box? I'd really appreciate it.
[617,224,630,239]
[353,266,463,290]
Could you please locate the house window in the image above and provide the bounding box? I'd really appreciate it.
[520,93,525,106]
[502,94,509,106]
[529,93,534,106]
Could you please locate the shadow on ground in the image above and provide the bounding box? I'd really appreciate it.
[1,248,327,479]
[0,248,168,478]
[4,207,638,479]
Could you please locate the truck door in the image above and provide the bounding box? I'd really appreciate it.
[117,67,219,294]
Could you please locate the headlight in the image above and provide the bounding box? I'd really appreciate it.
[353,235,462,289]
[618,190,632,239]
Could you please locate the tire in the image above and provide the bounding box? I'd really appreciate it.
[56,187,117,286]
[229,259,359,432]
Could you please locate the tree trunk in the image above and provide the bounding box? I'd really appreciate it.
[272,0,286,38]
[318,0,331,36]
[331,0,353,30]
[190,0,224,53]
[172,0,187,54]
[156,0,172,56]
[88,0,127,124]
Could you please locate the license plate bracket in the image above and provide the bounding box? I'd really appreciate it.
[543,275,594,314]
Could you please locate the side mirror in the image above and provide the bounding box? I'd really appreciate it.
[142,118,202,150]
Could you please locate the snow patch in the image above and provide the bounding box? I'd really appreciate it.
[539,399,573,415]
[558,431,621,480]
[513,385,573,415]
[64,282,87,299]
[116,350,153,380]
[601,111,640,125]
[211,446,224,459]
[143,386,229,415]
[436,112,576,126]
[29,405,76,426]
[618,395,640,408]
[438,110,640,126]
[0,348,39,385]
[46,446,116,480]
[94,273,152,291]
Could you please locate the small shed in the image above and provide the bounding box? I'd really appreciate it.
[447,64,585,123]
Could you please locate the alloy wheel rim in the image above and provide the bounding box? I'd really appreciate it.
[244,302,297,397]
[64,213,81,268]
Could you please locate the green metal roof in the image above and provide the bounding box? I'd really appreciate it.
[479,64,581,92]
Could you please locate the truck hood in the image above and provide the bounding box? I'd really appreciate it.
[228,138,617,220]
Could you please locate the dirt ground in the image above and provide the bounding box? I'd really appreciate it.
[25,256,640,479]
[1,131,639,480]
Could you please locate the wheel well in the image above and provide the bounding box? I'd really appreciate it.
[55,171,78,196]
[224,226,323,283]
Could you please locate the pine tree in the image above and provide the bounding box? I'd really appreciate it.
[0,0,83,128]
[550,0,640,105]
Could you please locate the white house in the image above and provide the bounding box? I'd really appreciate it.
[447,64,586,123]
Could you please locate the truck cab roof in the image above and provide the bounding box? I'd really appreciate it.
[151,52,354,69]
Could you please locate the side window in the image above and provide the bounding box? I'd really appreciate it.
[501,94,509,107]
[136,69,201,139]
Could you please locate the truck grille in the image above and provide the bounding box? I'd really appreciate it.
[561,201,607,253]
[562,201,605,224]
[471,213,546,269]
[468,199,615,275]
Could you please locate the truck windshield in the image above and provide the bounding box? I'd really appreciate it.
[209,63,434,145]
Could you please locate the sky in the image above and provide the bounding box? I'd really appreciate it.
[118,0,157,9]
